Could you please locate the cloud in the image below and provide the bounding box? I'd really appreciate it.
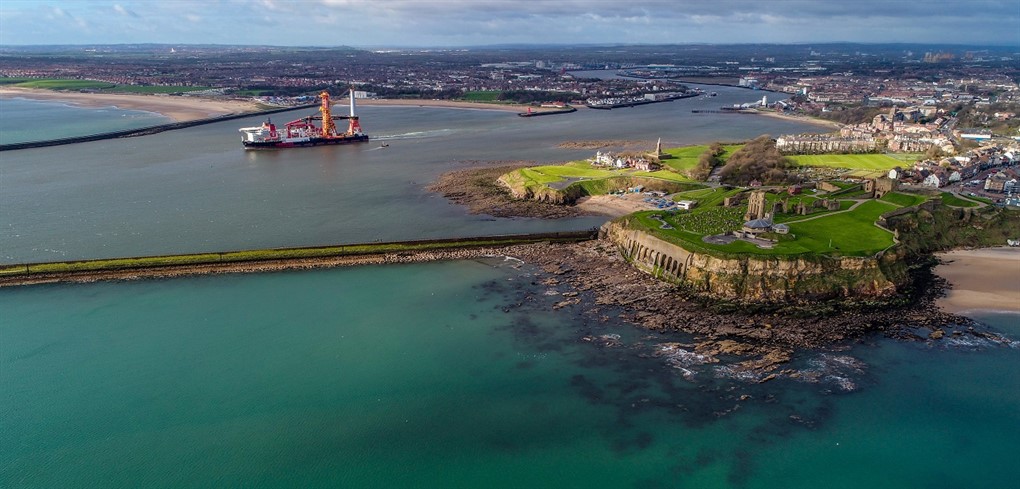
[2,0,1017,46]
[113,4,141,18]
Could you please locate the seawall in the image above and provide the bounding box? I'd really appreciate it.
[0,104,317,151]
[601,221,902,302]
[0,231,597,287]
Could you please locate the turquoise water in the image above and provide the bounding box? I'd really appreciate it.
[0,97,171,144]
[2,262,1017,487]
[3,85,1017,487]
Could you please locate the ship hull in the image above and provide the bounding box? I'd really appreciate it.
[242,134,369,149]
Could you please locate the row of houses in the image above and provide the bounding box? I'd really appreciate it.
[589,151,661,172]
[907,145,1019,189]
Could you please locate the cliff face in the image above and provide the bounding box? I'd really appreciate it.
[601,221,904,303]
[497,172,692,205]
[497,172,583,204]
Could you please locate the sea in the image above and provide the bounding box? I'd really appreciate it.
[0,97,171,145]
[1,84,1018,488]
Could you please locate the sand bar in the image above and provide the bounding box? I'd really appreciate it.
[754,110,843,129]
[0,87,263,122]
[935,247,1020,314]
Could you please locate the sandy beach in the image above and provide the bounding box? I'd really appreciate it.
[0,87,263,122]
[754,110,843,129]
[935,247,1020,314]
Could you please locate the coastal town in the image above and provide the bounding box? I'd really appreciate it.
[2,31,1019,489]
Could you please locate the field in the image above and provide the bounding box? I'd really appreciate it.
[785,200,898,255]
[6,79,116,90]
[634,195,897,257]
[788,153,903,171]
[461,90,501,102]
[660,144,743,173]
[0,77,210,94]
[940,192,980,208]
[883,153,924,163]
[509,161,693,192]
[104,85,212,94]
[881,192,928,207]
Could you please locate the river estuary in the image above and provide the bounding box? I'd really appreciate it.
[1,86,1017,488]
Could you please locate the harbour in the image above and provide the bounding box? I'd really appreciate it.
[2,84,1018,488]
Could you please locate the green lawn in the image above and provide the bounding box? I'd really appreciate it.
[940,192,980,208]
[881,192,927,207]
[788,153,903,171]
[785,200,897,255]
[462,90,501,102]
[0,77,37,85]
[635,198,896,257]
[661,144,743,173]
[512,162,693,190]
[884,153,924,163]
[9,79,116,90]
[1,77,210,94]
[105,85,211,94]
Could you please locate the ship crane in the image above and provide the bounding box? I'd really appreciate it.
[238,88,368,149]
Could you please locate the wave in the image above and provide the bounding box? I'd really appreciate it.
[372,129,456,141]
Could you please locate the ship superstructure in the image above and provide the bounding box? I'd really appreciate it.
[239,89,368,149]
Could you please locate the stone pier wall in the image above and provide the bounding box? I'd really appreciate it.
[601,221,900,302]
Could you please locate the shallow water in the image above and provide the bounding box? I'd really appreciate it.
[0,97,171,144]
[2,262,1017,488]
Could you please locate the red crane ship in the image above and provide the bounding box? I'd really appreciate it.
[239,89,369,149]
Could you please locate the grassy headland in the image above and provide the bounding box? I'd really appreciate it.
[0,77,211,94]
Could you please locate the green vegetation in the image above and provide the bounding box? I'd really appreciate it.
[888,205,1020,255]
[717,136,794,185]
[8,79,115,90]
[0,77,211,94]
[660,143,743,175]
[233,89,273,96]
[785,200,897,255]
[105,85,211,94]
[672,187,742,207]
[883,153,923,163]
[880,192,927,207]
[0,234,592,279]
[462,90,502,102]
[967,194,994,205]
[505,161,694,195]
[0,77,36,85]
[788,153,903,171]
[629,193,896,257]
[940,192,980,208]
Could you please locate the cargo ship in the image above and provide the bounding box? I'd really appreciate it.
[239,89,368,149]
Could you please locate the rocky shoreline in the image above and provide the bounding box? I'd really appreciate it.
[503,240,1004,380]
[426,161,595,218]
[7,235,1009,378]
[422,162,1018,379]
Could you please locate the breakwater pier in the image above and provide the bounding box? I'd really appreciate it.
[0,231,597,287]
[0,104,317,151]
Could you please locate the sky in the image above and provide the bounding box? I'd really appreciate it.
[0,0,1017,47]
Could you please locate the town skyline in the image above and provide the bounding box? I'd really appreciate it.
[1,0,1017,47]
